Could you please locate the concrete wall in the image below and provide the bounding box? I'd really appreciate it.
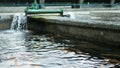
[28,17,120,47]
[0,15,12,30]
[45,23,120,46]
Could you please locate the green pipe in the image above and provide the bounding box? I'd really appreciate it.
[27,0,39,10]
[25,0,63,16]
[25,9,63,16]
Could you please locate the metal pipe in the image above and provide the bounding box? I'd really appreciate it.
[39,0,45,8]
[79,0,84,4]
[110,0,115,5]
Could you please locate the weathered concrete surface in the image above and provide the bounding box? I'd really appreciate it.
[0,14,12,30]
[0,7,26,13]
[28,10,120,46]
[90,11,120,21]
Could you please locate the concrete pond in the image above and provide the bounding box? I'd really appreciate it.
[0,8,120,68]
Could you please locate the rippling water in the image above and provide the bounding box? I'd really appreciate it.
[0,30,117,68]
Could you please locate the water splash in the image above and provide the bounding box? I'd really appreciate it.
[11,13,27,31]
[63,12,76,19]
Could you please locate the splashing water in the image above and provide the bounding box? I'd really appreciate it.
[11,13,27,31]
[63,12,76,19]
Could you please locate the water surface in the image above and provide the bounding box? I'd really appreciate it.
[0,30,117,68]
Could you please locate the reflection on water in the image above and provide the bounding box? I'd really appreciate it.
[0,30,118,68]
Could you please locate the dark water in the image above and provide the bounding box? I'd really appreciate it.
[0,30,119,68]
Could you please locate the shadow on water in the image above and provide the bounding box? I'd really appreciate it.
[0,30,120,68]
[52,34,120,62]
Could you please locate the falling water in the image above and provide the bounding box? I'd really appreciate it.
[11,13,27,31]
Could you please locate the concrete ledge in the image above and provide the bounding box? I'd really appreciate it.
[0,7,26,13]
[90,11,120,21]
[42,18,120,30]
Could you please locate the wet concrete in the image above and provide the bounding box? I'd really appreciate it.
[0,15,12,30]
[0,13,25,30]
